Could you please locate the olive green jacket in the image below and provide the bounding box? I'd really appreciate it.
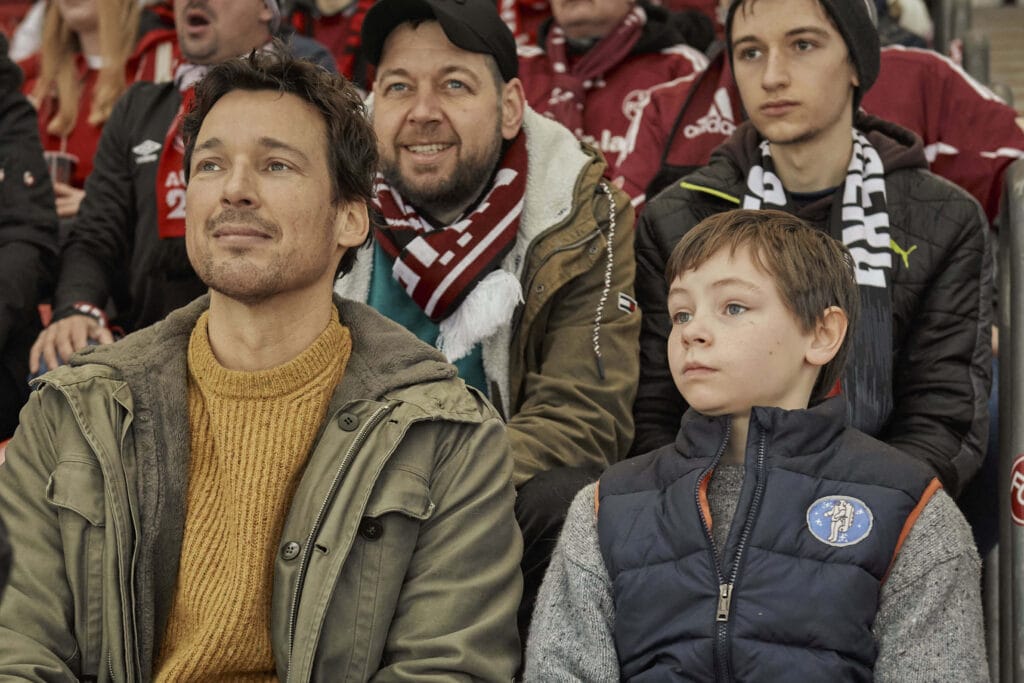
[0,296,522,681]
[338,107,641,486]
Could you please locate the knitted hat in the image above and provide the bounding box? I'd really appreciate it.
[725,0,880,108]
[361,0,519,82]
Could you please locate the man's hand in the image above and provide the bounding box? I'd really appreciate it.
[29,314,114,374]
[53,182,85,218]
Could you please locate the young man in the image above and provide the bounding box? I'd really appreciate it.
[348,0,640,637]
[525,209,988,681]
[632,0,992,498]
[30,0,289,373]
[0,50,522,680]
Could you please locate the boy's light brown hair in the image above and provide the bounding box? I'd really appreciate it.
[665,209,861,403]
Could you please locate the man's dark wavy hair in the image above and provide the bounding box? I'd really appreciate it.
[182,43,378,277]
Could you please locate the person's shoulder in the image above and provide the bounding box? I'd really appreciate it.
[887,165,987,233]
[886,488,979,592]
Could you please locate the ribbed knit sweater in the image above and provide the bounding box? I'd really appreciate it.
[154,310,351,681]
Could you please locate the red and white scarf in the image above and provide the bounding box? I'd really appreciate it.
[541,5,646,134]
[373,134,529,359]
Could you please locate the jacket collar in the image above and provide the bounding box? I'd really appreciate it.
[675,396,850,463]
[72,293,457,403]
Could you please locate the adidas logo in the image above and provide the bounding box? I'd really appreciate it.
[684,87,736,139]
[132,139,162,164]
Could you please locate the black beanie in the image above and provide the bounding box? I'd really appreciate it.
[725,0,880,109]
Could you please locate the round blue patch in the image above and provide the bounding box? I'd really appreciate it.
[806,495,873,547]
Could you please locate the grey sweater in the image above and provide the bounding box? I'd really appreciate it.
[524,465,989,682]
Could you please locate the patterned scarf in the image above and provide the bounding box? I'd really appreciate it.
[743,130,894,435]
[373,134,528,358]
[541,6,646,135]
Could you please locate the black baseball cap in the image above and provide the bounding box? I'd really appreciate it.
[361,0,519,82]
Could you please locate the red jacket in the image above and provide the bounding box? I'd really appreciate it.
[621,44,1024,221]
[517,3,707,178]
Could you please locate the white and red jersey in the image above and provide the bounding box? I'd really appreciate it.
[517,4,707,179]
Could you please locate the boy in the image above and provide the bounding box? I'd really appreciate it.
[525,209,988,681]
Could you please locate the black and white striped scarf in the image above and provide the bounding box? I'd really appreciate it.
[742,130,894,435]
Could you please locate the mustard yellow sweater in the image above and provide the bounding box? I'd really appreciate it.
[155,310,350,681]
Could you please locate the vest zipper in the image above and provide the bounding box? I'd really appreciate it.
[694,423,731,681]
[285,402,396,681]
[711,429,769,682]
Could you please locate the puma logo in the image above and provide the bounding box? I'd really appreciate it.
[890,239,918,268]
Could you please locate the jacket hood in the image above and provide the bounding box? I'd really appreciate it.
[68,294,458,403]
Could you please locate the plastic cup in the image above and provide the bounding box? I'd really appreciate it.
[44,151,79,185]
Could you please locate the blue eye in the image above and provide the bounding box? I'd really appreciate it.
[268,160,291,172]
[197,160,221,172]
[672,311,692,324]
[725,303,747,316]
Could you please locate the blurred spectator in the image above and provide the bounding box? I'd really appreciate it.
[139,0,337,80]
[500,0,551,45]
[282,0,376,84]
[28,0,284,374]
[518,0,710,179]
[0,33,58,439]
[19,0,142,219]
[620,44,1024,222]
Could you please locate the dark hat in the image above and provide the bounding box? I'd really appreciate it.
[725,0,880,108]
[361,0,518,82]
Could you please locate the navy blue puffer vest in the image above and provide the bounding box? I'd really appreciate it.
[597,398,937,682]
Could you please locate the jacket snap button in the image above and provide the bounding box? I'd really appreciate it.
[281,541,301,560]
[359,518,384,541]
[535,283,545,293]
[338,412,359,431]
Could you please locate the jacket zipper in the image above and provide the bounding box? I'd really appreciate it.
[695,423,730,682]
[709,429,768,682]
[285,402,396,681]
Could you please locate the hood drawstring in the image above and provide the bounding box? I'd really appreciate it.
[592,181,617,381]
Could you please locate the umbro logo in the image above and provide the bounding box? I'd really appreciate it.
[132,139,162,164]
[684,87,736,139]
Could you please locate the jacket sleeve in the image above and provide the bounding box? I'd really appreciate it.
[631,199,692,456]
[0,61,58,350]
[376,413,523,681]
[508,183,640,486]
[51,83,143,314]
[523,484,620,682]
[883,188,992,497]
[0,388,84,680]
[873,491,989,682]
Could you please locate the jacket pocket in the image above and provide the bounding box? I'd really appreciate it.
[363,466,435,521]
[46,459,106,679]
[326,468,435,681]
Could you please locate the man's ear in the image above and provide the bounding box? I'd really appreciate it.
[806,306,848,368]
[335,201,370,250]
[500,77,526,140]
